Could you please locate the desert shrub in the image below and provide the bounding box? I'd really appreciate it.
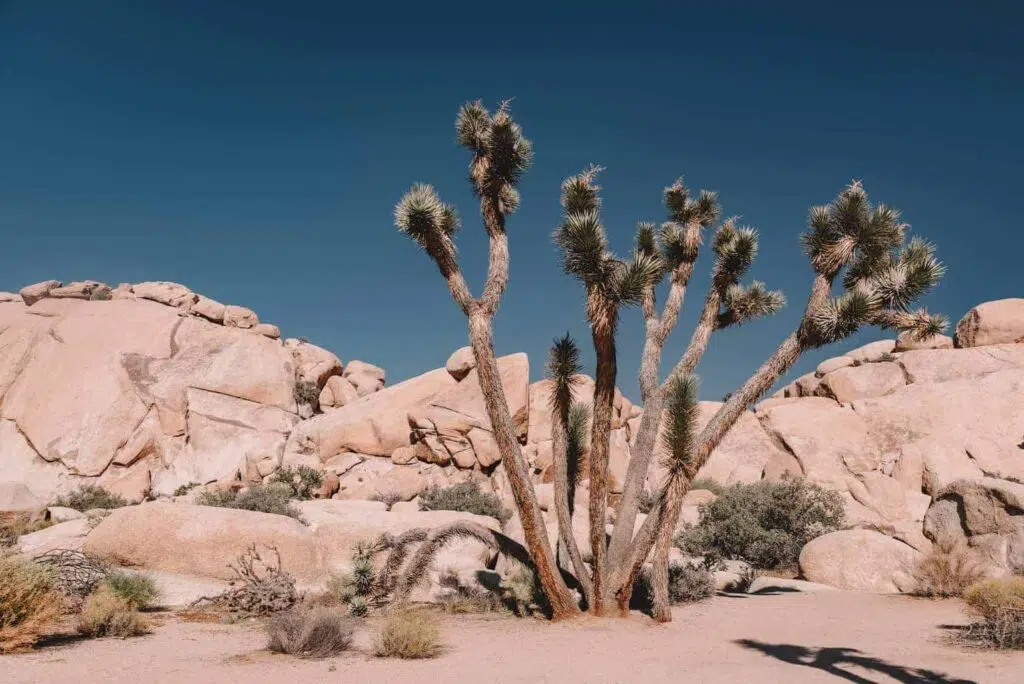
[173,483,199,497]
[266,608,355,658]
[373,609,442,659]
[419,481,511,524]
[196,483,302,520]
[0,513,52,548]
[690,478,725,496]
[293,380,320,409]
[675,478,845,570]
[76,585,148,638]
[53,485,127,512]
[912,543,989,598]
[370,491,405,511]
[0,552,60,652]
[269,466,323,500]
[104,571,161,610]
[963,577,1024,649]
[89,288,112,301]
[192,545,298,616]
[667,562,716,604]
[330,541,380,617]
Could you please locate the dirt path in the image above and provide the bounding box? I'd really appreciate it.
[3,592,1020,683]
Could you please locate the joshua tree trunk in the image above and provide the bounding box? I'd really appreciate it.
[587,296,618,615]
[551,395,593,607]
[468,313,580,619]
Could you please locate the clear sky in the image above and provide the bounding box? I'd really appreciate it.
[1,1,1021,402]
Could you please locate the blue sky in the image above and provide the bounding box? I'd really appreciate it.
[1,1,1021,401]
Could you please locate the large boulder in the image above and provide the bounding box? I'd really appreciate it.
[894,331,953,352]
[445,346,476,381]
[923,478,1024,571]
[798,529,921,592]
[284,339,342,388]
[343,360,386,397]
[0,481,43,512]
[955,298,1024,348]
[817,362,906,403]
[897,344,1024,385]
[83,501,322,583]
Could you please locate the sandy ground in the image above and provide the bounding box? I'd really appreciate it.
[3,591,1021,684]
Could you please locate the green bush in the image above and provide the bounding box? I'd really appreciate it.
[293,380,320,409]
[963,577,1024,649]
[195,483,302,520]
[269,466,323,500]
[104,571,161,610]
[373,609,442,659]
[53,485,127,512]
[0,552,60,652]
[76,585,148,638]
[329,541,378,617]
[370,491,405,511]
[266,608,355,658]
[675,478,845,570]
[419,481,511,524]
[668,562,715,604]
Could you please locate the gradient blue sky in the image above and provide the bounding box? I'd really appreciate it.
[1,1,1021,401]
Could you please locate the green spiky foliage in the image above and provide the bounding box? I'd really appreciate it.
[800,181,946,346]
[660,375,700,480]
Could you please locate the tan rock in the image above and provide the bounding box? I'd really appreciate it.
[894,331,953,351]
[133,281,196,309]
[467,427,502,469]
[757,398,880,491]
[845,339,896,363]
[17,518,91,556]
[98,461,152,503]
[318,375,360,409]
[0,292,22,303]
[965,436,1024,482]
[793,372,820,397]
[897,344,1024,385]
[955,298,1024,348]
[818,363,906,403]
[924,478,1024,571]
[312,472,340,499]
[762,450,803,482]
[445,346,476,381]
[0,481,44,512]
[815,356,855,376]
[223,305,258,329]
[251,323,280,339]
[798,529,921,592]
[343,360,386,397]
[922,442,983,496]
[191,295,225,323]
[285,339,342,387]
[19,280,61,306]
[110,284,135,300]
[83,501,322,582]
[49,281,108,300]
[334,460,441,501]
[390,445,418,465]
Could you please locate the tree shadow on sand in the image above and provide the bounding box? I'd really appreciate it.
[734,639,977,684]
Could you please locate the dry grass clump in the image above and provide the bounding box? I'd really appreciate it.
[912,543,989,598]
[266,608,355,658]
[76,584,148,638]
[191,545,298,616]
[195,483,302,520]
[0,552,61,652]
[962,577,1024,649]
[373,609,442,659]
[0,512,53,548]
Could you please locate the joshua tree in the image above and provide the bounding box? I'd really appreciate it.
[394,99,946,621]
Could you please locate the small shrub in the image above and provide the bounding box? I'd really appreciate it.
[269,466,323,501]
[675,478,845,570]
[373,609,442,659]
[53,485,127,512]
[436,569,505,614]
[0,512,53,548]
[266,608,355,658]
[689,478,725,496]
[294,380,320,410]
[77,585,148,638]
[667,562,715,604]
[419,481,511,524]
[371,491,405,511]
[104,571,161,610]
[89,288,112,301]
[912,543,989,598]
[173,483,199,497]
[963,577,1024,649]
[0,553,60,652]
[196,483,302,520]
[330,541,380,617]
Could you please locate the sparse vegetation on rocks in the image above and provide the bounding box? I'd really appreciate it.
[269,466,323,500]
[675,479,845,570]
[266,608,355,658]
[53,485,127,512]
[103,571,161,610]
[419,481,511,524]
[195,483,302,520]
[0,512,52,548]
[912,543,989,598]
[370,491,405,511]
[963,577,1024,649]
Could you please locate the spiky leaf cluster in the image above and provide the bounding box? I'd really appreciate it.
[661,374,699,477]
[656,180,721,272]
[566,402,589,485]
[718,281,787,328]
[456,100,532,215]
[554,167,661,304]
[801,181,946,344]
[547,333,582,416]
[394,183,460,269]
